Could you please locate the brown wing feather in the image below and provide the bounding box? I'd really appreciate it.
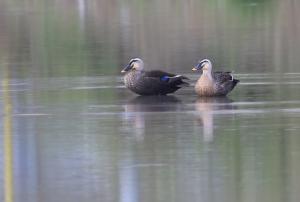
[144,70,176,78]
[144,70,189,80]
[213,72,233,84]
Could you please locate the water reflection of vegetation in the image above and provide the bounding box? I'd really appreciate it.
[1,0,300,79]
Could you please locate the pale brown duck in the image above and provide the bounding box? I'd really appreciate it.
[192,59,239,96]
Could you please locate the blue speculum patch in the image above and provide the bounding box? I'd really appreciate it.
[161,76,170,81]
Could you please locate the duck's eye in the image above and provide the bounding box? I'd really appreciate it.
[130,62,136,68]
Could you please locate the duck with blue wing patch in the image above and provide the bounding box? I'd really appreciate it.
[121,58,189,95]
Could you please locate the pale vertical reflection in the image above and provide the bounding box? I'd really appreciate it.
[120,99,142,201]
[77,0,86,30]
[195,97,235,142]
[119,156,138,202]
[195,100,214,142]
[122,104,145,140]
[2,65,14,202]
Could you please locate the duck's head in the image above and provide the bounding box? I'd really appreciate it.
[192,59,212,72]
[121,58,144,73]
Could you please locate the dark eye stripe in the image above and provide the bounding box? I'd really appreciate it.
[200,60,209,66]
[129,59,138,65]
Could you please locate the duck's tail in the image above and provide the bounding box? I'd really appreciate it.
[232,79,240,87]
[168,75,190,88]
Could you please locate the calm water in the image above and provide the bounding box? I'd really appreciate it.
[1,0,300,202]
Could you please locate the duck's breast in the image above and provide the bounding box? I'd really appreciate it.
[195,76,215,96]
[124,71,154,95]
[124,71,141,89]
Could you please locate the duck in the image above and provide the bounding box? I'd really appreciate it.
[121,58,189,95]
[192,59,239,96]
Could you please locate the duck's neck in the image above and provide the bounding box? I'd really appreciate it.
[202,69,213,80]
[130,69,143,80]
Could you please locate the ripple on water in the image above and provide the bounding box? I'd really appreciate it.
[4,73,300,91]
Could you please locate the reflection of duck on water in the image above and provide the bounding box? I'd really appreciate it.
[122,96,182,140]
[195,97,235,142]
[125,95,182,112]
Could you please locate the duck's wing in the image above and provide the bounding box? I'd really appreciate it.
[213,71,234,84]
[144,70,189,86]
[214,71,232,74]
[213,71,240,95]
[144,70,189,80]
[141,70,190,93]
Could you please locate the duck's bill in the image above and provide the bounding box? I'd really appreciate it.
[121,64,131,73]
[192,63,202,71]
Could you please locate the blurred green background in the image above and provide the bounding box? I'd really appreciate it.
[1,0,299,78]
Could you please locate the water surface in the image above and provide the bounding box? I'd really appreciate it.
[1,1,300,202]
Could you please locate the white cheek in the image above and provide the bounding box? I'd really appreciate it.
[133,63,140,70]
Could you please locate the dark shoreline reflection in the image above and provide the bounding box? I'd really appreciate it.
[125,95,182,112]
[121,96,182,140]
[195,96,236,142]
